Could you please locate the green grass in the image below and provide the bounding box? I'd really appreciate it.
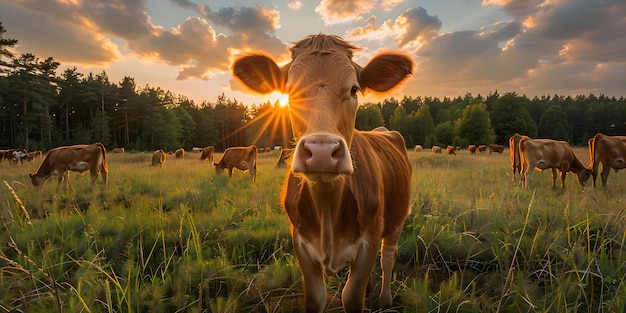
[0,149,625,312]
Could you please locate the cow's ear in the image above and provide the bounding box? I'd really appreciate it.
[233,54,285,94]
[359,53,413,92]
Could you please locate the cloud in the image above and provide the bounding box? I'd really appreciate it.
[315,0,377,24]
[287,1,302,10]
[393,7,442,48]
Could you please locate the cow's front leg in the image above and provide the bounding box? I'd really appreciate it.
[293,239,326,313]
[560,170,567,188]
[550,168,557,188]
[342,243,378,313]
[379,237,400,308]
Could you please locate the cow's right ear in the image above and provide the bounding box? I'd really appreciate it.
[232,54,285,94]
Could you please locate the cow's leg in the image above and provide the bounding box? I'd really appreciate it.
[520,162,529,188]
[228,167,234,178]
[379,236,400,308]
[293,240,326,313]
[550,168,557,188]
[342,244,378,313]
[600,165,611,187]
[560,170,567,188]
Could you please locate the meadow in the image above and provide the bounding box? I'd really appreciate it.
[0,148,624,313]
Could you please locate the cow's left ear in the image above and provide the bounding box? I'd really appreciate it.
[233,54,285,94]
[359,53,413,92]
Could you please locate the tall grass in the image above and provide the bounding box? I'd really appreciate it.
[0,149,624,312]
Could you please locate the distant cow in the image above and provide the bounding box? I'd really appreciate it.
[11,149,32,165]
[432,145,442,153]
[175,148,185,159]
[200,146,214,162]
[151,150,166,167]
[275,148,294,168]
[478,145,487,153]
[233,33,413,312]
[112,147,125,154]
[414,145,423,152]
[489,144,504,154]
[446,145,456,155]
[191,147,203,153]
[519,138,591,188]
[509,133,530,182]
[29,143,108,189]
[468,145,477,154]
[213,145,258,181]
[29,150,43,160]
[587,133,626,187]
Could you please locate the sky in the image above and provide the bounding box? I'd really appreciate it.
[1,0,625,106]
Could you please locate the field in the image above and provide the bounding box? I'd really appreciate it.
[1,148,625,312]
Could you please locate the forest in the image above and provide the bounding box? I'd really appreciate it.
[1,23,625,152]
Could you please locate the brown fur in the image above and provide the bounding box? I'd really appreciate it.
[112,147,125,154]
[213,146,258,182]
[446,145,456,155]
[233,33,413,312]
[489,144,504,154]
[275,148,294,168]
[587,133,626,187]
[29,143,108,189]
[175,148,185,159]
[200,146,214,162]
[151,150,166,167]
[519,138,590,188]
[509,133,529,182]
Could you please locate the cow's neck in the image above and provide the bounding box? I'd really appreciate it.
[307,179,345,217]
[570,154,587,173]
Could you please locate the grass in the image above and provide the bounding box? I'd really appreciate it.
[0,148,624,312]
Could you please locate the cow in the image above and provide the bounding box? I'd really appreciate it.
[587,133,626,187]
[233,33,413,312]
[29,150,43,160]
[29,143,108,189]
[11,149,32,165]
[213,145,258,182]
[519,138,591,189]
[151,150,166,167]
[509,133,529,182]
[489,144,504,154]
[468,145,477,154]
[432,145,442,153]
[275,148,294,168]
[478,145,487,153]
[191,147,203,153]
[112,147,125,154]
[446,145,456,155]
[200,146,214,162]
[414,145,423,152]
[175,148,185,159]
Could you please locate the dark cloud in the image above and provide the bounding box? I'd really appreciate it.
[394,7,442,47]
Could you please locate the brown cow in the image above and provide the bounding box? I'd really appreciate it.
[468,144,477,154]
[29,150,43,160]
[519,138,591,188]
[200,146,214,162]
[509,133,529,182]
[478,145,487,153]
[446,145,456,155]
[489,144,504,154]
[414,145,423,152]
[29,143,108,189]
[112,147,125,154]
[587,133,626,187]
[213,145,258,181]
[151,150,166,167]
[432,145,442,153]
[175,148,185,159]
[233,33,413,312]
[275,148,294,168]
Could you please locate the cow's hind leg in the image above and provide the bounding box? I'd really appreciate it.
[379,236,400,308]
[601,166,611,187]
[550,168,557,188]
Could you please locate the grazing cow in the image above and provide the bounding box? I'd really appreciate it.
[414,145,423,152]
[191,147,203,153]
[151,150,166,167]
[175,148,185,159]
[200,146,214,162]
[509,133,529,182]
[468,145,477,154]
[11,149,32,165]
[275,148,294,168]
[112,147,125,154]
[233,33,413,312]
[519,138,591,188]
[489,144,504,154]
[29,143,108,189]
[587,133,626,187]
[446,145,456,155]
[29,150,43,160]
[213,145,258,182]
[432,145,442,153]
[478,145,487,153]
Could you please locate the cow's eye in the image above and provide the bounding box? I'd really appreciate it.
[350,86,359,97]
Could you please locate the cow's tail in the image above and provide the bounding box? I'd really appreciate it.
[588,135,596,170]
[96,143,108,171]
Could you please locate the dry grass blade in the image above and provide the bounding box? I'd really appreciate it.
[3,180,31,225]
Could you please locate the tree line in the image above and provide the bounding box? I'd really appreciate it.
[1,23,624,153]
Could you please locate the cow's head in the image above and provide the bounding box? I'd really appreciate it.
[574,168,592,186]
[29,173,46,187]
[233,34,412,182]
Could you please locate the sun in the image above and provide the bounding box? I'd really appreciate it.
[269,91,289,107]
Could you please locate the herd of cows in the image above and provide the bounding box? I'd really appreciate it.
[2,33,625,312]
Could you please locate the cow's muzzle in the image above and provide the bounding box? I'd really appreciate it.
[292,133,353,178]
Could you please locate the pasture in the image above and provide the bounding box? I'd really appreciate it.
[1,148,625,312]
